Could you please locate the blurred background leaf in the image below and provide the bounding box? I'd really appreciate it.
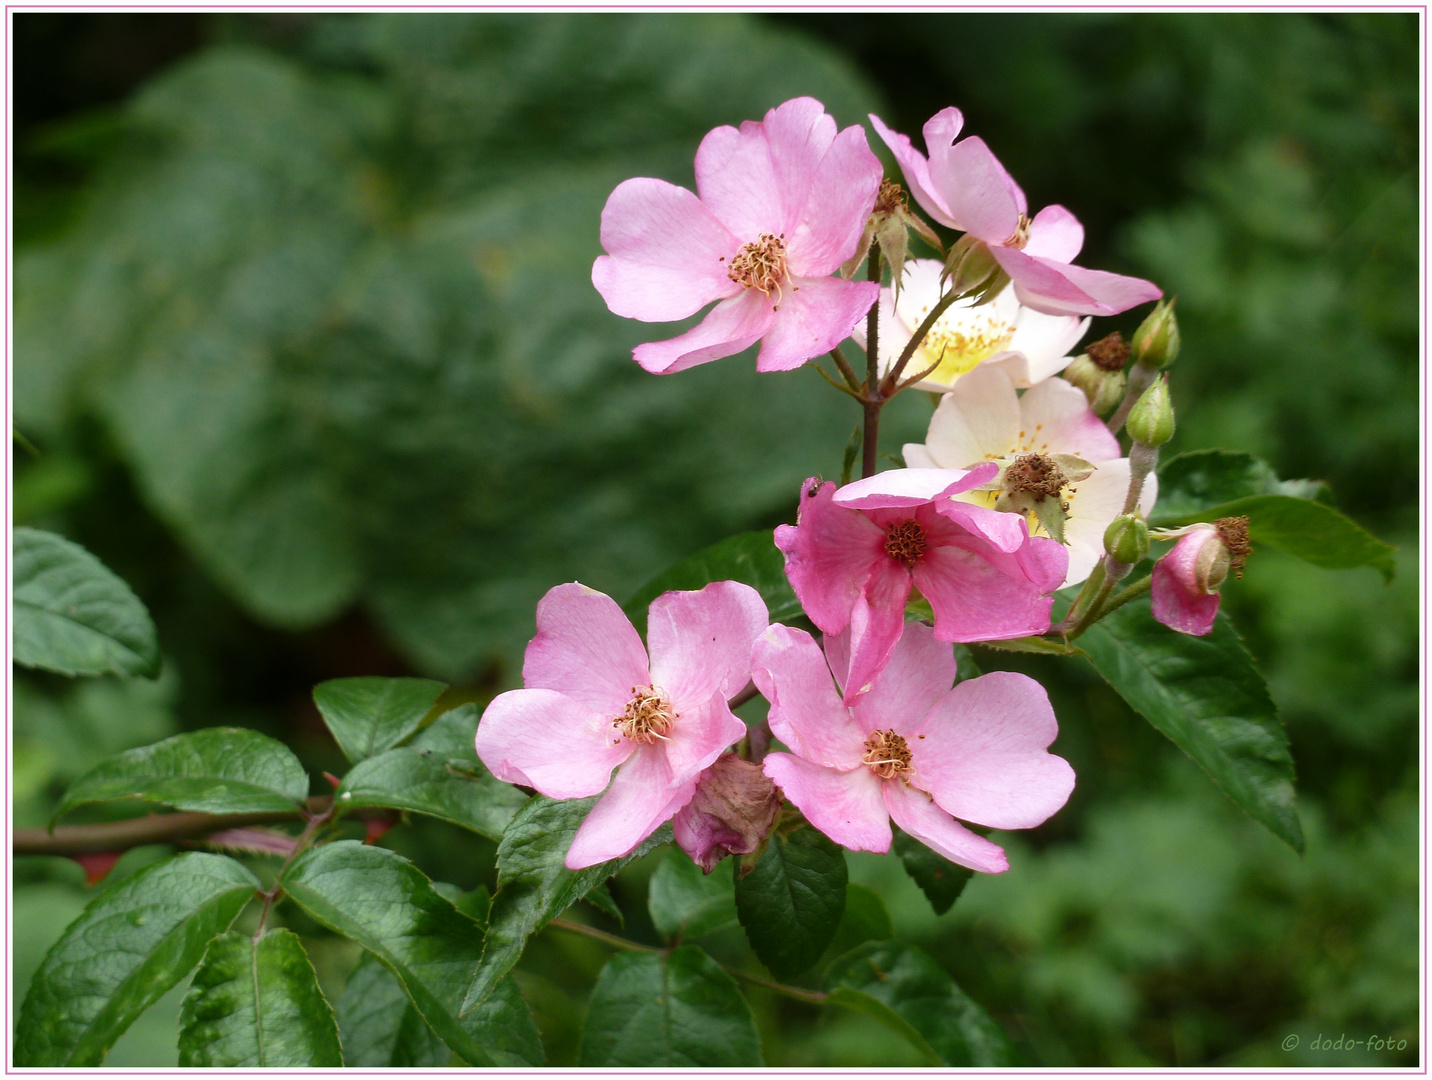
[12,10,1418,1068]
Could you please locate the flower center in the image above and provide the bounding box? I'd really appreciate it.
[727,233,789,299]
[1005,453,1067,500]
[874,178,906,215]
[614,685,677,745]
[1085,331,1131,372]
[863,729,913,781]
[1005,213,1032,250]
[1214,515,1253,578]
[883,519,928,566]
[899,294,1016,383]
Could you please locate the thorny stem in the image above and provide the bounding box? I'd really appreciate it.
[548,918,827,1005]
[861,248,883,479]
[827,346,863,394]
[1122,442,1160,515]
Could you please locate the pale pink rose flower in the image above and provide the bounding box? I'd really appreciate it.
[774,467,1067,700]
[475,581,769,870]
[1151,522,1246,636]
[754,620,1075,872]
[853,259,1089,391]
[869,108,1162,318]
[903,364,1157,587]
[592,97,882,375]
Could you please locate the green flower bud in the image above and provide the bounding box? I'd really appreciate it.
[1092,367,1127,415]
[1103,514,1150,566]
[1132,298,1180,369]
[1126,376,1176,448]
[943,234,1005,299]
[1060,354,1127,416]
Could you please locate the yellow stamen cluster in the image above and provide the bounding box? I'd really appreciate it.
[614,686,677,745]
[863,729,913,781]
[883,519,928,567]
[912,304,1016,382]
[726,233,789,300]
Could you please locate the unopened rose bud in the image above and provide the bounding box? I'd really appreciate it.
[1132,298,1180,369]
[673,752,781,873]
[1062,354,1128,415]
[1103,514,1150,566]
[1126,376,1175,448]
[942,234,1006,300]
[1150,517,1250,636]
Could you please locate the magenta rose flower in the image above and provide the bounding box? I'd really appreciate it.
[592,97,882,374]
[774,468,1067,699]
[1150,517,1250,636]
[754,620,1075,872]
[869,107,1162,317]
[475,581,768,869]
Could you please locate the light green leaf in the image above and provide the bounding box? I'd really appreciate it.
[313,676,447,764]
[1080,604,1303,852]
[578,946,761,1067]
[337,950,541,1067]
[462,796,670,1013]
[55,727,309,820]
[825,941,1019,1066]
[336,706,527,840]
[178,929,342,1067]
[892,827,974,916]
[648,847,736,941]
[15,852,257,1066]
[624,530,802,636]
[281,841,519,1066]
[13,527,160,678]
[734,827,846,980]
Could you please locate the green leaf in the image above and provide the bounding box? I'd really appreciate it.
[624,530,801,636]
[283,840,537,1067]
[1153,450,1393,581]
[893,827,974,916]
[13,527,160,678]
[833,883,893,948]
[335,709,528,840]
[582,882,625,927]
[55,727,310,820]
[15,852,258,1066]
[313,676,447,764]
[337,950,542,1067]
[1080,603,1303,852]
[578,946,761,1067]
[971,635,1084,657]
[734,826,847,980]
[178,929,342,1067]
[648,847,736,941]
[825,941,1019,1066]
[462,795,671,1013]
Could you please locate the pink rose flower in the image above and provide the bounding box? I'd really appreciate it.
[1150,518,1250,636]
[475,581,768,869]
[869,107,1162,318]
[592,97,882,375]
[754,620,1075,872]
[774,468,1067,700]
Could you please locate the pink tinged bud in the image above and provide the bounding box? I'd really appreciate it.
[673,753,782,873]
[1150,518,1250,636]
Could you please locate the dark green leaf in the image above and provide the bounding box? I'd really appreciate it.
[952,644,981,683]
[178,929,342,1067]
[337,950,542,1068]
[582,882,624,927]
[13,527,160,678]
[893,827,974,916]
[825,941,1019,1066]
[336,738,528,841]
[648,847,736,941]
[734,827,847,980]
[1154,449,1331,520]
[281,840,525,1066]
[462,796,670,1013]
[624,530,801,636]
[832,883,893,950]
[313,676,447,764]
[578,946,761,1067]
[55,727,309,820]
[1080,604,1303,852]
[15,852,257,1066]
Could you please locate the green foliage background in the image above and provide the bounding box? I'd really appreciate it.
[13,12,1419,1067]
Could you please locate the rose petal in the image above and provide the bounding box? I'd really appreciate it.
[758,97,840,238]
[833,463,999,509]
[912,538,1056,642]
[592,177,742,322]
[905,671,1075,830]
[787,124,883,277]
[921,364,1023,469]
[774,480,885,635]
[763,753,892,853]
[647,580,769,708]
[868,110,961,229]
[756,277,879,373]
[882,780,1008,873]
[992,246,1163,318]
[522,583,649,715]
[931,136,1025,245]
[1151,527,1222,636]
[842,557,913,702]
[565,748,696,869]
[476,688,632,798]
[1061,459,1133,587]
[660,693,750,788]
[751,624,866,770]
[848,619,956,736]
[632,290,775,375]
[1018,376,1122,462]
[1023,204,1084,262]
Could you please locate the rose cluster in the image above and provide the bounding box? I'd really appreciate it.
[476,98,1239,875]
